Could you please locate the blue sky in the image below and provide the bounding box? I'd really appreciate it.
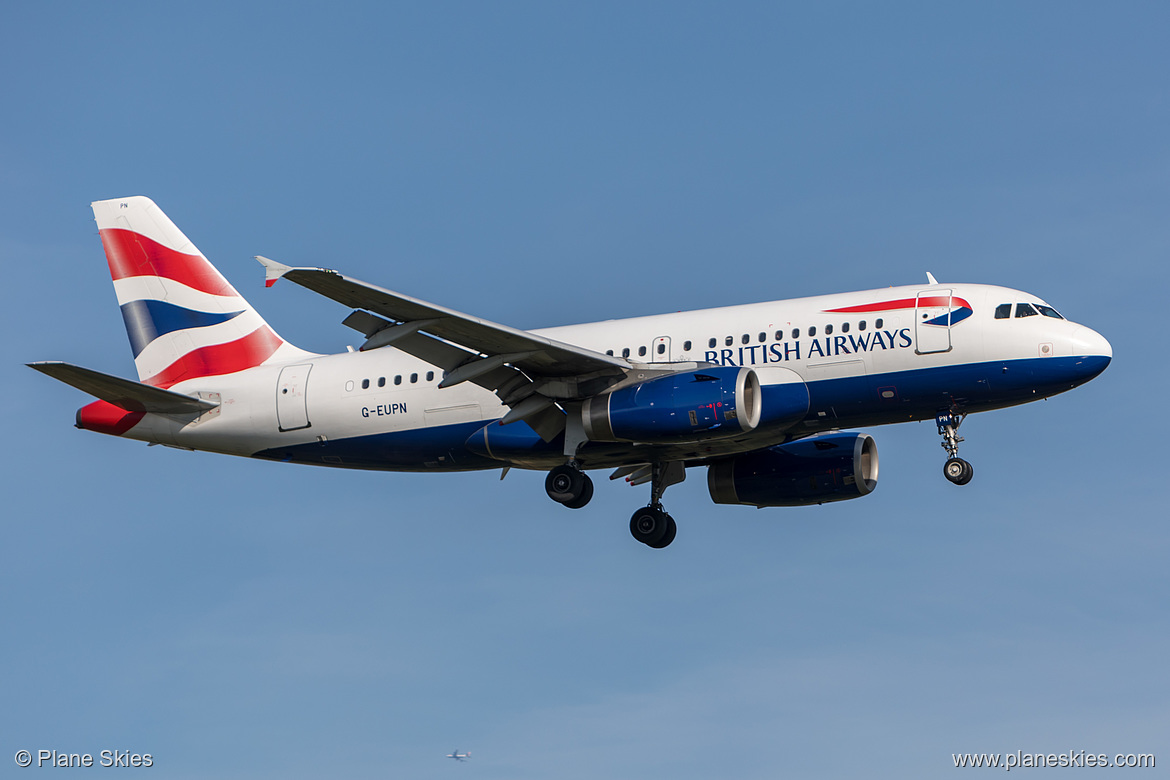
[2,3,1167,777]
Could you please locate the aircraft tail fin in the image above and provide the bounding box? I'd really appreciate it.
[92,196,311,388]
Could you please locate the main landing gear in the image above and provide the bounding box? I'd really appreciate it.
[630,504,676,549]
[545,462,594,509]
[627,461,683,548]
[937,409,974,486]
[544,460,683,549]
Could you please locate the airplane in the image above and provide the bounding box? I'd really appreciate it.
[29,196,1112,549]
[446,750,470,762]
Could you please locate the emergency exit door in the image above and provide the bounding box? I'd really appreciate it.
[651,336,672,362]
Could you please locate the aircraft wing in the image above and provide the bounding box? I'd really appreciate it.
[258,257,632,440]
[258,257,626,377]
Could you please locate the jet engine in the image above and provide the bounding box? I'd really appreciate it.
[582,366,761,443]
[707,432,878,507]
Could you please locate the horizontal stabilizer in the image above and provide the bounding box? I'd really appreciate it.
[28,361,219,414]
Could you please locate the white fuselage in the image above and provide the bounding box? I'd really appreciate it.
[118,282,1111,472]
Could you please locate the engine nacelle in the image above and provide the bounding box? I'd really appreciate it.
[707,432,878,507]
[582,366,761,443]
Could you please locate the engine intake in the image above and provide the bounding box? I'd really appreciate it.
[583,366,761,443]
[707,432,878,507]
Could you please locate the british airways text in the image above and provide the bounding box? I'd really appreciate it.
[703,329,913,366]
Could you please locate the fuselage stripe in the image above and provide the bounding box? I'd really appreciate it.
[824,295,972,313]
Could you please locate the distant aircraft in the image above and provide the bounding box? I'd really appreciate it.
[31,197,1112,548]
[446,750,470,762]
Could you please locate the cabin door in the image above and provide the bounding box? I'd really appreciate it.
[277,364,313,431]
[914,290,953,354]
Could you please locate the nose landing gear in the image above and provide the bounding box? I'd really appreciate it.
[937,409,974,485]
[944,456,974,485]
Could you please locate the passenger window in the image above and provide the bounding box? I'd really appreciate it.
[875,318,884,329]
[994,303,1012,319]
[361,378,369,390]
[758,332,766,343]
[792,328,799,339]
[426,371,434,381]
[683,340,692,351]
[859,321,866,331]
[774,330,783,341]
[638,346,647,357]
[622,347,630,358]
[377,377,386,388]
[394,375,402,385]
[825,324,834,335]
[410,373,418,383]
[708,338,716,349]
[842,322,850,333]
[725,336,733,346]
[1037,305,1064,319]
[809,326,817,337]
[656,343,665,355]
[741,334,749,345]
[1016,303,1039,318]
[606,349,614,356]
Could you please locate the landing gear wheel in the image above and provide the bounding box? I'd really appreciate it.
[646,515,677,549]
[943,457,974,485]
[562,473,594,509]
[630,506,673,547]
[546,464,586,504]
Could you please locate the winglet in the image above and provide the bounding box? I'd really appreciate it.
[926,272,939,285]
[255,255,293,288]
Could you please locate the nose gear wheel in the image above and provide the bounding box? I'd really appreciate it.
[937,408,974,486]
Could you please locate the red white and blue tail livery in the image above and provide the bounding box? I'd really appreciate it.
[94,196,311,387]
[31,197,1112,548]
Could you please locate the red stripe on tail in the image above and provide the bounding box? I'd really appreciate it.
[143,326,285,388]
[100,228,239,297]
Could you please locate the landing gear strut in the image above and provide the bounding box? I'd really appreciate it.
[545,462,594,509]
[937,409,973,485]
[545,459,683,548]
[628,462,683,548]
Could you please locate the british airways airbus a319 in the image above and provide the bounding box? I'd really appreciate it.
[30,197,1112,548]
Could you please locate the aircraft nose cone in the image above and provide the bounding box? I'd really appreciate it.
[1067,326,1111,383]
[1070,325,1112,359]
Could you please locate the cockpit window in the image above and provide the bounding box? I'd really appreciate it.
[994,303,1012,319]
[1036,304,1064,319]
[1015,303,1039,318]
